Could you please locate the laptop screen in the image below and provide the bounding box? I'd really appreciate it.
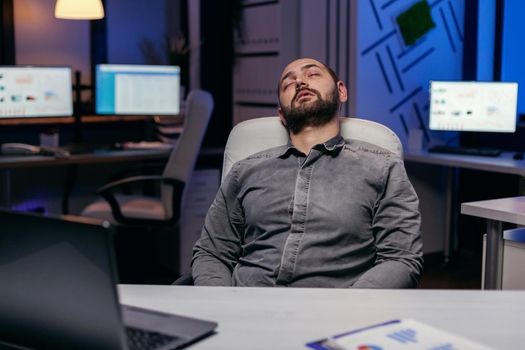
[0,211,126,350]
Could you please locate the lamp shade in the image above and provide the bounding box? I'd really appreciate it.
[55,0,105,20]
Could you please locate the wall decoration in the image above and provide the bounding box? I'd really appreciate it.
[396,1,436,46]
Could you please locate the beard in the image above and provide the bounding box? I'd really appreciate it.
[281,87,340,134]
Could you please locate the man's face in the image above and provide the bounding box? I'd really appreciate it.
[277,58,348,134]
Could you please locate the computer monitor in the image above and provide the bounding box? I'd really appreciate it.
[429,81,518,133]
[95,64,181,116]
[0,66,73,119]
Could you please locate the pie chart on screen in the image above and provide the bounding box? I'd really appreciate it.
[357,345,382,350]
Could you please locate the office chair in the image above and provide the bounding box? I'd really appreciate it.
[173,116,402,285]
[222,116,402,181]
[81,89,214,226]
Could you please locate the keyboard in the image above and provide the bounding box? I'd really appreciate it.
[428,145,502,157]
[126,326,181,350]
[61,143,115,155]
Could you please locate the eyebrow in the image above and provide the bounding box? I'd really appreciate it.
[279,63,322,87]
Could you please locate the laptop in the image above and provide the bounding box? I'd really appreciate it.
[0,209,217,350]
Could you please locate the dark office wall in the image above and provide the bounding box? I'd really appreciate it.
[462,0,478,81]
[457,0,522,260]
[105,0,167,65]
[200,0,234,148]
[0,0,15,64]
[14,0,91,83]
[500,0,525,117]
[90,0,107,86]
[461,0,525,151]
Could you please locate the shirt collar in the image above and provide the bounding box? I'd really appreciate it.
[278,133,346,158]
[318,134,346,152]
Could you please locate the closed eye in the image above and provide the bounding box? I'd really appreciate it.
[282,81,294,90]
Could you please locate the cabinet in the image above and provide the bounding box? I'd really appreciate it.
[482,228,525,290]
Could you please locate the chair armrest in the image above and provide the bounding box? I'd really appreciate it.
[96,175,174,193]
[172,273,194,285]
[96,175,184,226]
[106,163,165,193]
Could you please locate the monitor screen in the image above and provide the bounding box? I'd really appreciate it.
[0,66,73,119]
[95,64,180,116]
[429,81,518,133]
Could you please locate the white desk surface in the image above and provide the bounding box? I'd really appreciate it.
[461,196,525,225]
[405,150,525,176]
[118,285,525,350]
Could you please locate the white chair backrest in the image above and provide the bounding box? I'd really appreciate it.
[222,116,402,182]
[162,89,214,213]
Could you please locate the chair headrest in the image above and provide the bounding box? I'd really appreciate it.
[222,116,402,181]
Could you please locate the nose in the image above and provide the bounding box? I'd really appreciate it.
[295,79,307,91]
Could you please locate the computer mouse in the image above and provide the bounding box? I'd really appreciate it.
[513,152,524,160]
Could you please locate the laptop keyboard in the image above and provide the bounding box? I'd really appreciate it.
[126,326,180,350]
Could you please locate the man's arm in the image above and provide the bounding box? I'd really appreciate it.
[191,166,244,286]
[352,156,423,288]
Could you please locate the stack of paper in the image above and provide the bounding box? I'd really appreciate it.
[306,319,492,350]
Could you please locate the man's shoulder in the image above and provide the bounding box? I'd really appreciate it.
[228,145,288,176]
[246,145,287,160]
[343,138,400,159]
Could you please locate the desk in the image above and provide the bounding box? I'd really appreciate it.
[405,150,525,261]
[461,196,525,290]
[0,148,172,168]
[0,148,171,209]
[405,150,525,176]
[118,285,525,350]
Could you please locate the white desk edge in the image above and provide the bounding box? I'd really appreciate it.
[118,285,525,350]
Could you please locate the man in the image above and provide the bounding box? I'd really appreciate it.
[192,58,423,288]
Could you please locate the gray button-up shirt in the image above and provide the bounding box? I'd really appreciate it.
[192,135,423,288]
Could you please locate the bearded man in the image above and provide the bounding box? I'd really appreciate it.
[191,58,423,288]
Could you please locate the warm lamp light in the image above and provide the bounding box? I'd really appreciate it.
[55,0,105,20]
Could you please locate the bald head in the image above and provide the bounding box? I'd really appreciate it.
[278,58,339,102]
[276,58,348,134]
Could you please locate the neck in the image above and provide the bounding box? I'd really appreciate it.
[289,117,340,154]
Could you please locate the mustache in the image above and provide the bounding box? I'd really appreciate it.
[293,87,321,103]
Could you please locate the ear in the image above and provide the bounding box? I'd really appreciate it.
[336,81,348,103]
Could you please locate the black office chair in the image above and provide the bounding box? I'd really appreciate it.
[172,274,194,285]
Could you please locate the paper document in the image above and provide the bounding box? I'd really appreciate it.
[306,319,493,350]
